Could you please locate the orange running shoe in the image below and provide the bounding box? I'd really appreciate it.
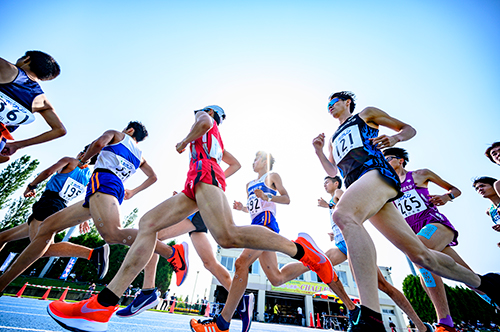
[295,232,335,284]
[435,324,457,332]
[168,242,189,286]
[190,317,228,332]
[47,295,118,332]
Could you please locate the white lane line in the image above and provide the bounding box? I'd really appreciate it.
[0,310,47,317]
[0,326,59,332]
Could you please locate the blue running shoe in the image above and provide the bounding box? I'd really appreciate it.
[236,293,254,332]
[116,289,160,318]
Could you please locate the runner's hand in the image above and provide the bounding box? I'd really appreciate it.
[233,201,244,210]
[1,142,20,156]
[254,189,266,200]
[80,221,90,234]
[24,187,36,198]
[493,224,500,232]
[312,133,326,151]
[318,198,329,208]
[370,134,398,149]
[429,194,450,206]
[124,189,136,200]
[176,141,187,154]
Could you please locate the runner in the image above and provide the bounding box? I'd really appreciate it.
[0,51,65,163]
[473,176,500,248]
[383,147,473,332]
[313,91,499,331]
[0,121,175,294]
[47,106,335,332]
[485,142,500,197]
[0,146,108,279]
[193,150,292,332]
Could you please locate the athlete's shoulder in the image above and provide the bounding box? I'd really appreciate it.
[0,58,18,83]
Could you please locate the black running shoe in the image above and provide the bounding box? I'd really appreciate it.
[347,306,387,332]
[477,273,500,307]
[424,322,435,331]
[90,244,110,279]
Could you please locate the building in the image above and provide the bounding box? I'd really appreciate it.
[209,246,405,330]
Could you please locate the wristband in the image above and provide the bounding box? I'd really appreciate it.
[329,203,335,209]
[27,183,37,190]
[78,159,87,165]
[267,194,273,202]
[448,193,455,201]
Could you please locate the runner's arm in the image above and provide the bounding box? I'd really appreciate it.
[176,112,213,153]
[263,172,290,205]
[233,201,249,213]
[79,130,117,164]
[1,98,66,156]
[361,107,416,149]
[125,158,157,199]
[221,150,241,178]
[24,157,72,197]
[419,169,461,206]
[313,133,338,177]
[0,58,18,82]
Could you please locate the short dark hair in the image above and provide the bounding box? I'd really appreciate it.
[256,151,275,170]
[325,175,342,189]
[329,91,356,113]
[472,176,497,188]
[24,51,60,80]
[383,147,409,167]
[126,121,148,142]
[485,142,500,164]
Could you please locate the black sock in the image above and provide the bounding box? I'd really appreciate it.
[97,287,120,307]
[142,288,155,295]
[292,242,305,260]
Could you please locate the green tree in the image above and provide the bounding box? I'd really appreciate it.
[0,180,47,230]
[402,274,435,322]
[0,155,39,210]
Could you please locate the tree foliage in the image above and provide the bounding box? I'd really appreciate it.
[0,155,39,210]
[402,274,499,326]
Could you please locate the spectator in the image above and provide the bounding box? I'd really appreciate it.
[160,289,170,310]
[296,306,303,326]
[389,317,396,332]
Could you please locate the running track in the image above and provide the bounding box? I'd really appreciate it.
[0,296,320,332]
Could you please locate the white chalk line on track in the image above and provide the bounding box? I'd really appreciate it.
[0,326,58,332]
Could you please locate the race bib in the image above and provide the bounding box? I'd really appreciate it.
[248,196,263,219]
[59,177,85,202]
[0,92,35,126]
[332,125,363,164]
[112,156,136,182]
[394,189,427,218]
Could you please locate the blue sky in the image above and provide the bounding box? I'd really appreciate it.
[1,0,499,305]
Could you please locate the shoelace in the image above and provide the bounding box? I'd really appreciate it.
[170,257,180,272]
[199,318,216,325]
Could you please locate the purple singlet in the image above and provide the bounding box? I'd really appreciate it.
[394,171,458,246]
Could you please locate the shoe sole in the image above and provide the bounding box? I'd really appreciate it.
[116,297,159,318]
[243,293,255,332]
[47,305,108,332]
[99,244,110,280]
[297,232,334,282]
[177,242,189,287]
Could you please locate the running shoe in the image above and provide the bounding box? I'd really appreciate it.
[89,244,110,280]
[424,322,435,331]
[236,294,254,332]
[434,324,456,332]
[294,232,335,284]
[47,295,118,332]
[190,316,228,332]
[347,306,386,332]
[168,242,189,287]
[116,288,160,318]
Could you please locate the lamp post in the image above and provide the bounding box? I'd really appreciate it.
[191,271,199,307]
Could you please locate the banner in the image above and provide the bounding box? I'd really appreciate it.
[0,252,18,272]
[271,280,331,295]
[60,257,78,280]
